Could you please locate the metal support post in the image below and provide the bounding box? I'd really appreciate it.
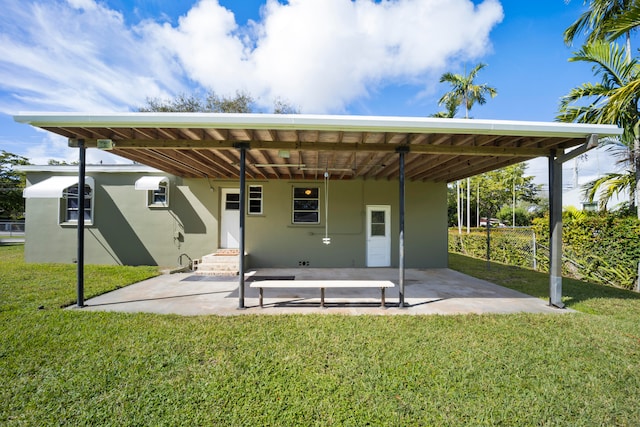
[549,151,565,308]
[397,146,409,308]
[77,139,86,308]
[236,143,249,309]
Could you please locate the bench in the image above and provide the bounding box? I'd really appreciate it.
[249,280,395,308]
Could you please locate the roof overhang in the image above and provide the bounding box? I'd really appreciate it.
[14,112,623,182]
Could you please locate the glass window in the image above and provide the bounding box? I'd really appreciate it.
[248,185,263,215]
[62,184,93,224]
[225,193,240,210]
[292,187,319,224]
[148,182,169,207]
[370,210,386,236]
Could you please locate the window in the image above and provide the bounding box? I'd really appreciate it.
[248,185,263,215]
[148,181,169,207]
[134,176,170,208]
[292,187,319,224]
[370,210,386,236]
[62,183,93,224]
[225,192,240,210]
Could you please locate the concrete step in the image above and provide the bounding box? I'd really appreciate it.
[195,249,246,276]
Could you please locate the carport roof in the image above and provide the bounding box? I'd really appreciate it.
[14,112,622,182]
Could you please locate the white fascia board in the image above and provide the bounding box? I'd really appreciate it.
[134,176,168,191]
[13,112,623,139]
[23,176,95,198]
[15,164,163,173]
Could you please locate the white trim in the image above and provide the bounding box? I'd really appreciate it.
[13,112,623,138]
[134,176,168,191]
[23,176,94,198]
[16,165,162,173]
[366,205,391,267]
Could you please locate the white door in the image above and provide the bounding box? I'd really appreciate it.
[366,205,391,267]
[220,188,240,248]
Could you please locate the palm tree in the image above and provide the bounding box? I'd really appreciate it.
[430,96,459,118]
[557,42,640,214]
[564,0,634,59]
[438,63,497,119]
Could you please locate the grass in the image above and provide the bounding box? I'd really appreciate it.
[2,246,640,425]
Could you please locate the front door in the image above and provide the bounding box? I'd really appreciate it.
[220,188,240,248]
[366,205,391,267]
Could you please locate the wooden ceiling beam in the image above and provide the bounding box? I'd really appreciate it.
[113,148,202,178]
[79,138,551,157]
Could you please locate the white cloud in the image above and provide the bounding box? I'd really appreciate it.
[0,0,186,113]
[147,0,504,112]
[0,0,503,115]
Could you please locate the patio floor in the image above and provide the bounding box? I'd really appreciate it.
[77,268,571,316]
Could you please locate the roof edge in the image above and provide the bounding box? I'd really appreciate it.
[13,112,623,138]
[16,164,163,173]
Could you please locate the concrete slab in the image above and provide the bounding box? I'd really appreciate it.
[77,268,570,316]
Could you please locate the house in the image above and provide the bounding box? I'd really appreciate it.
[14,112,622,307]
[19,163,446,270]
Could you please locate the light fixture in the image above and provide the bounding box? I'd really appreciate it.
[97,139,114,150]
[278,150,290,159]
[304,189,312,196]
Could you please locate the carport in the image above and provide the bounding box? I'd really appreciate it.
[13,112,622,309]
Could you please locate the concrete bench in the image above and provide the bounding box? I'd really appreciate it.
[249,280,395,308]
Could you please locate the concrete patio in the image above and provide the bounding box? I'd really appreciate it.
[76,268,571,316]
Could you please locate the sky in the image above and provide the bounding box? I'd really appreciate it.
[0,0,635,199]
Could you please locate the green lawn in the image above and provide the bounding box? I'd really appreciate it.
[2,246,640,425]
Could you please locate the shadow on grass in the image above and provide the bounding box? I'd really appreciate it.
[448,252,640,314]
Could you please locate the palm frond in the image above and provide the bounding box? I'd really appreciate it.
[604,3,640,40]
[582,171,635,209]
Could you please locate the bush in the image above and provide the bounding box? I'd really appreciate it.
[532,214,640,290]
[451,214,640,290]
[448,228,537,270]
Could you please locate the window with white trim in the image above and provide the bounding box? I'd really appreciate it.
[61,183,94,224]
[248,185,263,215]
[292,187,319,224]
[148,181,169,207]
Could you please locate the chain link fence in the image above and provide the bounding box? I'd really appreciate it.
[0,221,25,242]
[449,227,546,271]
[449,226,639,291]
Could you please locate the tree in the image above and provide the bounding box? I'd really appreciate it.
[436,64,497,231]
[48,159,78,166]
[564,0,634,59]
[562,0,640,217]
[139,90,300,114]
[430,96,459,118]
[447,164,539,227]
[0,151,30,219]
[557,42,640,215]
[437,63,497,119]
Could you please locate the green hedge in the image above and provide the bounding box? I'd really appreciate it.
[532,215,640,290]
[448,228,537,269]
[450,216,640,290]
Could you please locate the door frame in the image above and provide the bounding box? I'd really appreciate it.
[220,188,240,249]
[366,205,391,267]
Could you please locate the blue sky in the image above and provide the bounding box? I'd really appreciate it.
[0,0,633,191]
